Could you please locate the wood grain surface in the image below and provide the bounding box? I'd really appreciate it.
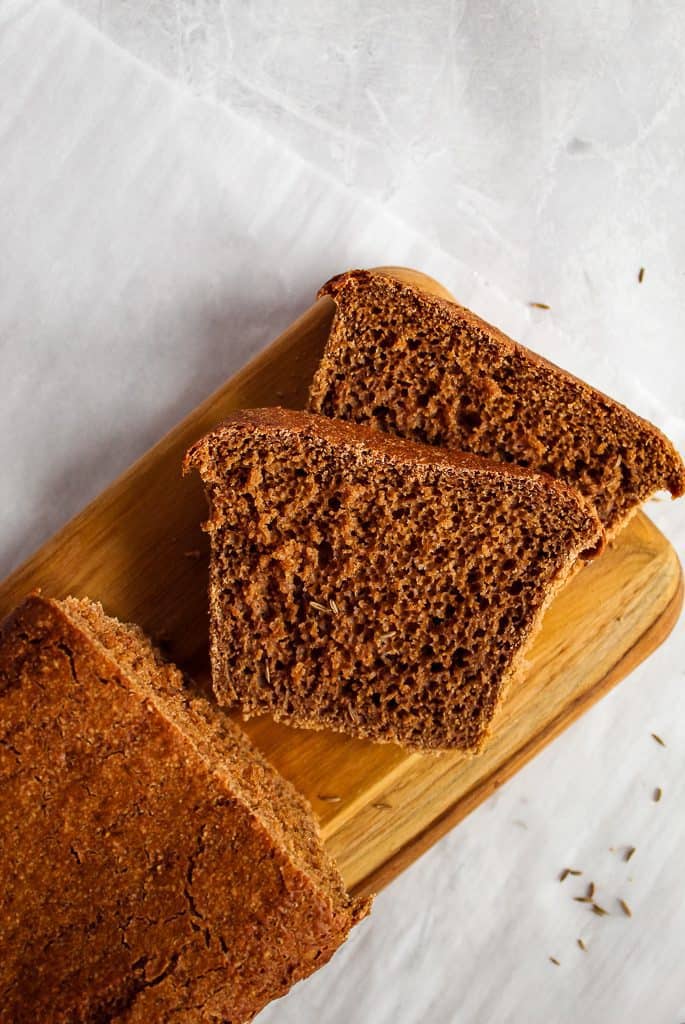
[1,267,681,898]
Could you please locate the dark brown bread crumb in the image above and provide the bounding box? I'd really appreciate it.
[0,595,368,1024]
[185,408,603,752]
[308,270,685,535]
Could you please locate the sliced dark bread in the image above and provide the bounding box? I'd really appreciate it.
[185,408,603,752]
[308,269,684,536]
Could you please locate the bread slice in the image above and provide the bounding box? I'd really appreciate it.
[308,270,685,536]
[185,408,603,753]
[0,594,369,1024]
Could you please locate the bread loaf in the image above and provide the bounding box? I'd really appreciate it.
[0,594,368,1023]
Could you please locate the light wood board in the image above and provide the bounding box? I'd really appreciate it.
[1,267,681,899]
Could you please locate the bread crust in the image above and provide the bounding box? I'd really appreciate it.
[0,594,368,1023]
[186,406,605,558]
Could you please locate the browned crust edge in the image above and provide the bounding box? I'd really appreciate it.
[184,407,605,561]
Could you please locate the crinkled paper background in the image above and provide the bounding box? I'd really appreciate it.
[1,2,683,1020]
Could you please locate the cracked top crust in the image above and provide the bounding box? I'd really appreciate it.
[0,594,368,1024]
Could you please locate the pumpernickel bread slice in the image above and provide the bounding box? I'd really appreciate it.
[185,408,603,753]
[0,594,368,1024]
[308,269,685,536]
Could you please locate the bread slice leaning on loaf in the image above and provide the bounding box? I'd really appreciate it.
[185,408,603,753]
[308,270,685,537]
[0,594,368,1024]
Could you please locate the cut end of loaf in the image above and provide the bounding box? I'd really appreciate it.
[310,270,685,533]
[188,408,602,752]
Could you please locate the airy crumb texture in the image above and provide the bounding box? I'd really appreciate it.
[0,595,368,1024]
[185,408,603,752]
[308,270,685,535]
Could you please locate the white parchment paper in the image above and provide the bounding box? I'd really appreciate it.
[1,3,683,1022]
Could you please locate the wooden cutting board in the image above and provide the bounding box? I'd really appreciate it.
[1,268,681,899]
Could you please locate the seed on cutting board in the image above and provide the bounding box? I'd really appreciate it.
[619,899,632,918]
[574,897,592,904]
[372,802,392,810]
[624,846,636,862]
[549,956,560,966]
[638,267,645,283]
[653,787,662,802]
[577,938,587,952]
[592,903,609,917]
[651,732,666,746]
[530,301,551,310]
[586,882,595,899]
[317,794,342,804]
